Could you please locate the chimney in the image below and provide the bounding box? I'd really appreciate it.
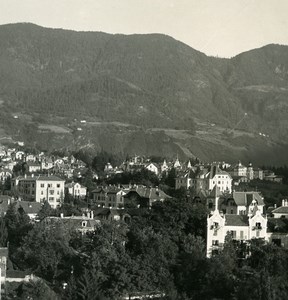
[274,204,277,208]
[31,173,34,178]
[60,213,64,218]
[90,210,94,219]
[282,199,285,207]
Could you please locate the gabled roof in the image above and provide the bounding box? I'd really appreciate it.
[16,175,65,182]
[232,191,264,207]
[272,206,288,214]
[17,201,42,214]
[126,186,170,200]
[225,214,249,226]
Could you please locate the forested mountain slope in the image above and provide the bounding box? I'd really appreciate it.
[0,23,287,164]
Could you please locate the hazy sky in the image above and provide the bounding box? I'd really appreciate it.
[1,0,288,57]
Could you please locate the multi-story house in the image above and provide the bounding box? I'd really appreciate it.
[175,171,193,190]
[253,168,264,180]
[220,191,265,215]
[124,185,170,208]
[207,165,232,193]
[206,196,267,257]
[25,161,41,173]
[11,175,65,209]
[91,186,127,208]
[177,164,232,193]
[145,162,159,176]
[65,182,87,199]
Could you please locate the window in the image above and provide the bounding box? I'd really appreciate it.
[48,184,51,188]
[41,191,44,195]
[230,230,236,239]
[218,181,221,184]
[40,183,44,188]
[48,197,54,201]
[212,240,219,246]
[255,222,262,229]
[82,221,87,227]
[57,184,60,188]
[230,209,234,214]
[49,190,54,195]
[256,230,260,237]
[240,231,244,239]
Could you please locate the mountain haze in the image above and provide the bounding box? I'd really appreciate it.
[0,23,288,164]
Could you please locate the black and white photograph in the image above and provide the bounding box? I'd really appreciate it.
[0,0,288,299]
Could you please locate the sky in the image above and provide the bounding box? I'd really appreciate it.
[1,0,288,57]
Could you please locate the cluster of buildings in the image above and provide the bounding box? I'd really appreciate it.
[175,160,283,192]
[1,145,288,261]
[0,146,88,183]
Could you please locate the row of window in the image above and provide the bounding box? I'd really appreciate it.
[40,183,61,188]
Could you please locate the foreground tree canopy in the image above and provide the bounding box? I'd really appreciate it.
[2,197,288,299]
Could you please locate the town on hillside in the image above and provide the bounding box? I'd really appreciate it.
[0,145,288,298]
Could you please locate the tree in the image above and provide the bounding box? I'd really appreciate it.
[37,201,54,221]
[19,221,75,284]
[0,214,8,247]
[15,279,60,300]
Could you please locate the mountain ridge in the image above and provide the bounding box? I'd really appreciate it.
[0,23,288,165]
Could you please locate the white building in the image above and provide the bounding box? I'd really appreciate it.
[65,182,87,199]
[11,175,65,209]
[271,199,288,218]
[206,196,267,257]
[145,162,159,175]
[207,164,232,193]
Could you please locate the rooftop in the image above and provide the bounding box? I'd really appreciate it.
[225,214,249,226]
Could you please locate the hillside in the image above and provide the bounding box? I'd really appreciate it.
[0,23,287,164]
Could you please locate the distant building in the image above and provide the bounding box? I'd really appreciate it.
[271,199,288,218]
[11,175,65,209]
[91,186,127,208]
[44,212,99,234]
[25,161,41,173]
[206,195,267,257]
[124,186,170,208]
[145,162,159,176]
[65,182,87,199]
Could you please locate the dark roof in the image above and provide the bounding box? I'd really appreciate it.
[225,215,249,226]
[91,186,121,194]
[6,270,30,278]
[127,186,170,200]
[17,201,42,214]
[232,191,264,206]
[272,206,288,214]
[15,175,64,182]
